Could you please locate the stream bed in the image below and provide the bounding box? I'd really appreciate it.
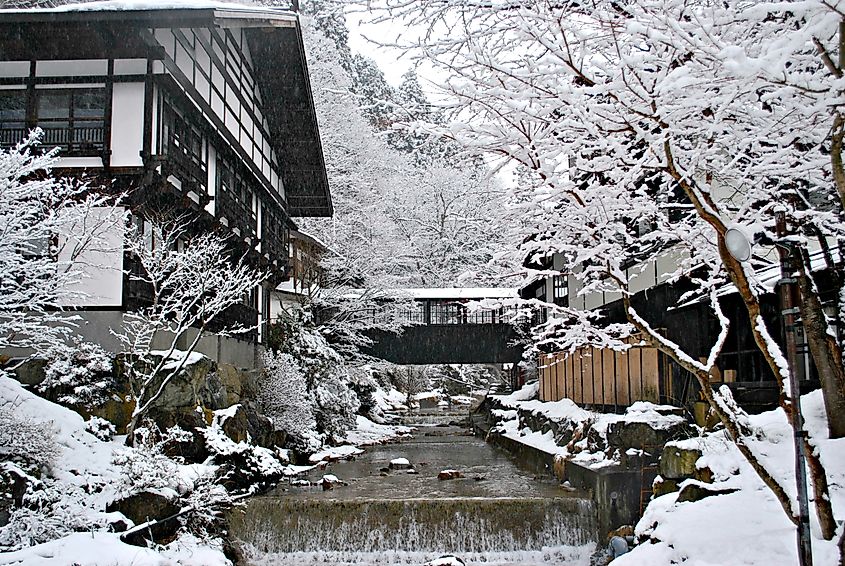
[230,420,598,565]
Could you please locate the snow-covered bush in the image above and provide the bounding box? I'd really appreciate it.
[314,367,360,440]
[39,340,114,408]
[0,400,60,470]
[347,364,382,420]
[180,476,235,539]
[84,416,115,441]
[0,479,106,551]
[265,320,361,446]
[112,424,192,495]
[258,349,320,453]
[202,423,288,487]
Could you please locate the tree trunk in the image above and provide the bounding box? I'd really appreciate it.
[661,141,838,543]
[623,297,799,525]
[794,252,845,439]
[804,435,837,540]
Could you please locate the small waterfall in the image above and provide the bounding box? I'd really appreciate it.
[231,497,597,565]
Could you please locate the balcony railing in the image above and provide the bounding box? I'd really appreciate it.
[0,125,105,156]
[163,136,208,197]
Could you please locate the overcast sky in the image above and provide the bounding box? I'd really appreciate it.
[344,7,443,91]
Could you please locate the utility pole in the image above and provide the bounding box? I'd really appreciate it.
[775,211,814,566]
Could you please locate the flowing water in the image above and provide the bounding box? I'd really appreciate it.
[230,414,598,566]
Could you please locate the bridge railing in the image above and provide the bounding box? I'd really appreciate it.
[354,301,523,326]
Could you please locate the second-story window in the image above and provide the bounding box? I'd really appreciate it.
[1,87,106,155]
[553,275,568,307]
[35,88,107,155]
[159,102,207,190]
[0,90,27,148]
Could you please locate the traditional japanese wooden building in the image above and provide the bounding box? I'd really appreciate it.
[0,1,331,367]
[523,250,838,414]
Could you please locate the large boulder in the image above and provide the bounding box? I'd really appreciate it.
[139,354,217,412]
[660,445,703,480]
[606,420,694,453]
[215,405,249,444]
[652,475,680,498]
[242,401,284,448]
[676,482,738,503]
[0,463,33,528]
[201,364,248,409]
[108,491,181,545]
[88,392,135,434]
[107,491,180,527]
[144,408,209,462]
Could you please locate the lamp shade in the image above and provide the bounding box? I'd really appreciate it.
[725,228,752,262]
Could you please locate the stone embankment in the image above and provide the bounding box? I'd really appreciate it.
[472,385,705,537]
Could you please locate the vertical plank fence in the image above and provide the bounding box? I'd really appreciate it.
[538,336,672,409]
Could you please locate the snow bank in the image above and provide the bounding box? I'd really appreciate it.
[372,387,408,412]
[0,531,230,566]
[0,374,121,504]
[617,390,845,566]
[492,386,686,469]
[308,445,364,464]
[343,415,412,446]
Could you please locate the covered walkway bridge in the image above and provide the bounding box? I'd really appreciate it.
[361,288,525,365]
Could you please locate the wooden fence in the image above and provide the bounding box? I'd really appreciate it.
[538,338,672,409]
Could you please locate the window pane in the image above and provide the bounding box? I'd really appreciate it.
[73,89,106,119]
[37,92,70,120]
[0,90,26,128]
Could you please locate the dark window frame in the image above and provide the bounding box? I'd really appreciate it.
[0,85,108,156]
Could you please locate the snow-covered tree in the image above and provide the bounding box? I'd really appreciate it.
[113,217,266,440]
[366,0,845,550]
[0,133,122,357]
[300,5,512,292]
[258,350,320,452]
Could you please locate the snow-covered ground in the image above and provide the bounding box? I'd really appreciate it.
[0,375,231,565]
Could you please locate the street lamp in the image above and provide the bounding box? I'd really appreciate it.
[724,219,813,566]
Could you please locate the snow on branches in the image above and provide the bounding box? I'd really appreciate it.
[112,217,266,438]
[0,131,123,353]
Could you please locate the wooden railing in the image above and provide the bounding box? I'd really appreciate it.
[0,125,105,155]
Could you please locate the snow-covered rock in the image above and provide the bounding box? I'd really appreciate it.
[389,457,412,470]
[308,445,364,464]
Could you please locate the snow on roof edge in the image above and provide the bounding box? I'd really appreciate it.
[402,288,518,299]
[0,0,296,20]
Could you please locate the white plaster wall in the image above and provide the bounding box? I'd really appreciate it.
[113,59,147,75]
[56,207,125,308]
[0,61,29,77]
[206,144,217,215]
[36,60,107,77]
[110,83,145,167]
[627,261,657,294]
[54,157,104,168]
[567,267,586,311]
[656,249,688,284]
[583,289,605,310]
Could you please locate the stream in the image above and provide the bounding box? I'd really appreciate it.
[229,410,598,565]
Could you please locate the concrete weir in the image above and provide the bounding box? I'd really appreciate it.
[229,423,598,565]
[231,496,597,555]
